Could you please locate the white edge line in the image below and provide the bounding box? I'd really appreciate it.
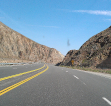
[102,97,111,105]
[73,69,111,80]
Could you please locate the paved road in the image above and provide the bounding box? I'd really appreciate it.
[0,63,111,106]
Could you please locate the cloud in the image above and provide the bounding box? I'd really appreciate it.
[104,19,111,21]
[41,26,60,28]
[27,25,60,28]
[0,9,17,23]
[70,10,111,16]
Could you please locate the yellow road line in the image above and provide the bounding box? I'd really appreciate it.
[0,64,45,81]
[0,65,49,96]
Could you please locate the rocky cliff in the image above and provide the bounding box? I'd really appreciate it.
[0,22,64,64]
[60,26,111,68]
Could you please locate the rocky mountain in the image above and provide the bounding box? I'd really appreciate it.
[0,22,64,64]
[60,26,111,69]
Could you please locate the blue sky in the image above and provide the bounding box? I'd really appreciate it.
[0,0,111,55]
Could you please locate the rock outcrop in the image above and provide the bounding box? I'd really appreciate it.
[60,26,111,68]
[0,22,64,64]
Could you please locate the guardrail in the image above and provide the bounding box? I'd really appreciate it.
[0,62,44,66]
[0,63,25,65]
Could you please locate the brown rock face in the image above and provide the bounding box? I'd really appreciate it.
[60,26,111,68]
[0,22,64,64]
[60,50,78,66]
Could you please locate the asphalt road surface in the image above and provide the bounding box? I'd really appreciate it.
[0,63,111,106]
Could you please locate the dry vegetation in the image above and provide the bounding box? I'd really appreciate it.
[60,65,111,74]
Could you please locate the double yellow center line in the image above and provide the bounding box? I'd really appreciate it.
[0,64,45,81]
[0,64,49,96]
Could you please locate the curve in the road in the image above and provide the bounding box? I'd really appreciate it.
[0,65,49,96]
[0,64,45,81]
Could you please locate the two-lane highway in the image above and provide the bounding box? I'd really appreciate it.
[0,63,111,106]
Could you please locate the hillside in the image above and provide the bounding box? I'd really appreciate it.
[0,22,64,64]
[60,26,111,69]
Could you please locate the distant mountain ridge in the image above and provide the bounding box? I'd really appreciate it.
[0,22,64,64]
[59,26,111,69]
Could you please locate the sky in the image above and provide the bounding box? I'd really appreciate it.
[0,0,111,55]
